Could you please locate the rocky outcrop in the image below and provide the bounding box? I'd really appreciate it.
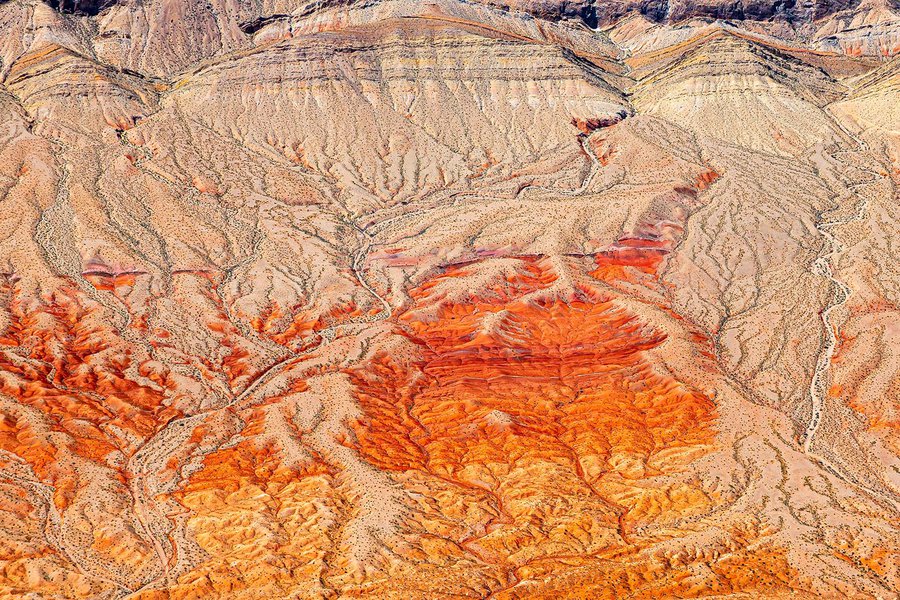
[478,0,864,26]
[43,0,119,15]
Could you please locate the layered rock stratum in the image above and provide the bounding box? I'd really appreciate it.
[0,0,898,597]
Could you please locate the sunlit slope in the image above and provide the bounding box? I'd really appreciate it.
[630,31,847,155]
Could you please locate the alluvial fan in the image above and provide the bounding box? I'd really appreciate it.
[0,0,898,597]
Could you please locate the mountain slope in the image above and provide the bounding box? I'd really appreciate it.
[0,0,897,598]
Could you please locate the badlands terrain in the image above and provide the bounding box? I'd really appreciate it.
[0,0,898,597]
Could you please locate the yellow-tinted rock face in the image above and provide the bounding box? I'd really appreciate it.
[0,0,898,598]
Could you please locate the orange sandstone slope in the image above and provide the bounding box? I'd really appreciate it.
[0,0,898,598]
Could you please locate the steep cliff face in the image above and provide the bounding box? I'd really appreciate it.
[43,0,118,15]
[0,0,898,598]
[28,0,815,21]
[485,0,864,25]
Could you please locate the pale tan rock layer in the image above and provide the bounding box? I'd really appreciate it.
[0,0,897,598]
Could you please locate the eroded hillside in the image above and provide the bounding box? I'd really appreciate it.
[0,0,897,598]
